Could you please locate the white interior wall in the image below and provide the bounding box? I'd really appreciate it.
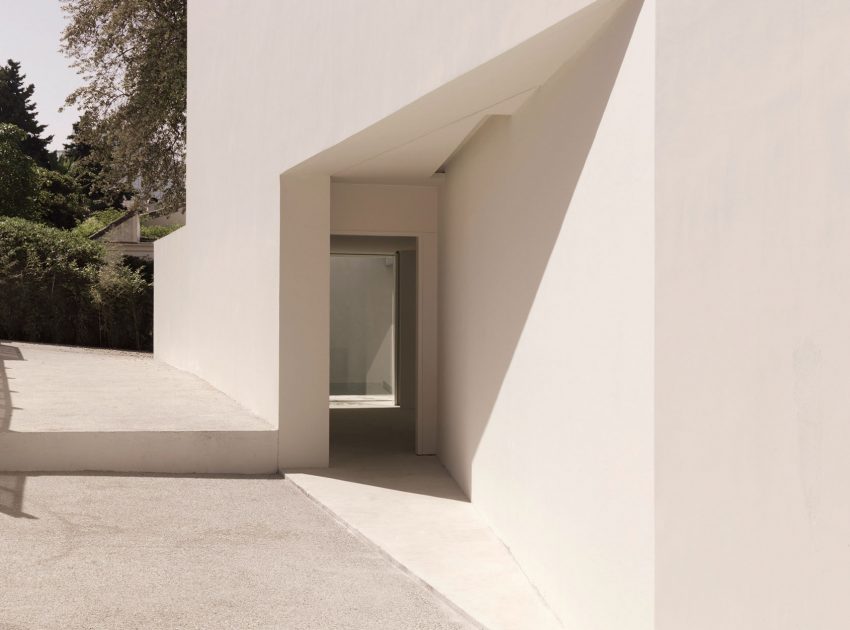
[656,1,850,628]
[438,1,654,628]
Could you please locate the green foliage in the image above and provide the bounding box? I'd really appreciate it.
[73,208,126,238]
[64,116,134,212]
[0,123,40,220]
[61,0,187,213]
[0,217,152,350]
[0,60,55,168]
[1,123,92,229]
[140,223,179,240]
[0,57,158,350]
[35,167,88,229]
[90,261,152,350]
[122,255,154,283]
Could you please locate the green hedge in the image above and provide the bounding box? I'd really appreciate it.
[0,217,152,350]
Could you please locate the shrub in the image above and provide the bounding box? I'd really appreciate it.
[91,261,153,350]
[73,208,125,238]
[140,223,179,240]
[35,167,89,229]
[0,217,152,350]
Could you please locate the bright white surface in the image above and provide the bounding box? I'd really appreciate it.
[287,415,561,630]
[278,175,330,468]
[439,1,654,627]
[0,342,276,473]
[329,395,396,409]
[155,0,613,428]
[655,1,850,628]
[153,0,850,626]
[1,342,272,432]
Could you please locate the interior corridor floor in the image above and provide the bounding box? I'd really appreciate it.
[285,414,563,630]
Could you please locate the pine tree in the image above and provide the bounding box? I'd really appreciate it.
[0,60,54,168]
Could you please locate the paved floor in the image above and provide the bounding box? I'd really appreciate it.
[287,416,563,630]
[1,342,272,432]
[0,342,276,473]
[0,473,472,630]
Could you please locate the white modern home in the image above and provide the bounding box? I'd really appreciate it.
[147,0,848,628]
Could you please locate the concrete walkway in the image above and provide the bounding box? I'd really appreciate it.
[0,342,276,473]
[0,473,472,630]
[287,415,563,630]
[1,342,271,432]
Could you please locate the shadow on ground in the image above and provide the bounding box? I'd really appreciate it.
[0,342,31,518]
[286,411,469,503]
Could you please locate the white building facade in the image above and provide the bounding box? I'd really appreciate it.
[154,1,850,628]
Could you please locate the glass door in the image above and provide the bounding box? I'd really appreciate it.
[329,253,397,408]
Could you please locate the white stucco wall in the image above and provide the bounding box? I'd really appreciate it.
[656,2,850,628]
[156,0,607,424]
[155,1,850,626]
[439,1,654,627]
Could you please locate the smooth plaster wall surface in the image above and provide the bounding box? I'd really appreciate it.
[656,1,850,628]
[439,1,654,628]
[155,0,604,424]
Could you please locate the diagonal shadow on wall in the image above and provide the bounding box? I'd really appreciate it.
[299,0,645,501]
[437,0,646,497]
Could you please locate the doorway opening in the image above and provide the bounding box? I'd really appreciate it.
[329,235,417,459]
[329,253,398,407]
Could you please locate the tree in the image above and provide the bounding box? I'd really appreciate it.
[64,117,133,213]
[0,60,55,168]
[35,167,88,230]
[0,123,40,221]
[1,123,89,229]
[61,0,187,214]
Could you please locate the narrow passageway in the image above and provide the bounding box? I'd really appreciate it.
[286,414,563,630]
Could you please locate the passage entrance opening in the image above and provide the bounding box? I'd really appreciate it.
[329,253,398,407]
[329,235,417,457]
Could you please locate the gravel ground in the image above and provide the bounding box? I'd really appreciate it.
[0,473,472,630]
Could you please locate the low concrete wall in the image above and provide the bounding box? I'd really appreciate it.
[0,431,278,474]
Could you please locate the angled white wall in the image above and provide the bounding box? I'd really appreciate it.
[156,0,615,426]
[155,1,850,628]
[656,1,850,628]
[439,1,654,627]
